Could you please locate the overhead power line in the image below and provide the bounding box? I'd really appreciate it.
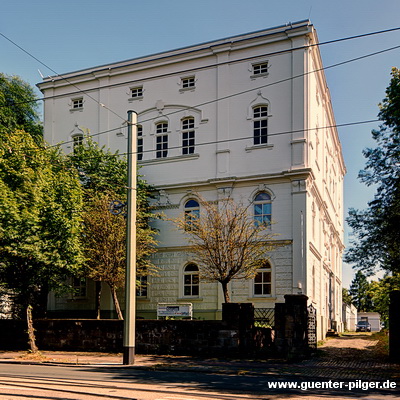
[46,41,399,149]
[0,25,400,111]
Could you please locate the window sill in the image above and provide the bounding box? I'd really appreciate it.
[245,143,274,152]
[140,153,199,165]
[247,296,277,301]
[128,96,143,102]
[177,297,203,302]
[70,108,83,112]
[179,87,196,93]
[250,73,269,79]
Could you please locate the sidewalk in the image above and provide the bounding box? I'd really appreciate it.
[0,346,399,382]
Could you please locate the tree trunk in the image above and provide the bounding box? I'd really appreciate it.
[95,281,102,319]
[110,285,123,320]
[26,305,38,353]
[221,280,231,303]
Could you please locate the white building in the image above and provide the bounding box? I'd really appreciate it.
[38,20,345,339]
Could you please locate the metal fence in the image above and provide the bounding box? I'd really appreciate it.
[254,308,275,328]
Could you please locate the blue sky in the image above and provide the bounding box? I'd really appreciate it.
[1,0,400,287]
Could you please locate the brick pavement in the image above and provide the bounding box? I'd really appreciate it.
[0,333,398,382]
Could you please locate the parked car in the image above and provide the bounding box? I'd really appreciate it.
[356,320,371,332]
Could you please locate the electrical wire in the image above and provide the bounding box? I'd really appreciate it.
[44,42,400,149]
[1,25,400,110]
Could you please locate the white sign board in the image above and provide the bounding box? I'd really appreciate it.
[157,303,193,319]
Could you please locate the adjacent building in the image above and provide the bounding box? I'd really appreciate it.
[38,20,345,339]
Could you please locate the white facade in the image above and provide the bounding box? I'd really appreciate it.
[39,20,345,338]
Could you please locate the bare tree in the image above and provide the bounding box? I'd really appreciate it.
[175,194,285,303]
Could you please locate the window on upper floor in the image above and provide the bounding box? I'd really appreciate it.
[184,199,200,231]
[137,125,143,161]
[130,86,143,98]
[156,122,168,158]
[72,134,84,152]
[252,62,269,76]
[71,98,83,110]
[182,117,195,155]
[253,261,272,296]
[181,76,195,89]
[183,263,199,297]
[254,192,272,226]
[253,106,268,145]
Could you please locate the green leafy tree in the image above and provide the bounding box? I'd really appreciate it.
[0,129,84,351]
[68,137,157,318]
[368,273,400,328]
[349,271,373,312]
[345,67,400,274]
[342,288,353,306]
[0,73,43,144]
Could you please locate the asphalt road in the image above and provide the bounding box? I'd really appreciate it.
[0,362,399,400]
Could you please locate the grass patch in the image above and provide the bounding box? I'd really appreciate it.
[371,331,389,358]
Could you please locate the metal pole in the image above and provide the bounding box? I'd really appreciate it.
[123,110,137,365]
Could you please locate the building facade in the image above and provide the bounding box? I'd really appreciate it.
[38,20,345,339]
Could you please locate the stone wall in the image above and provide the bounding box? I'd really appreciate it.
[0,317,273,356]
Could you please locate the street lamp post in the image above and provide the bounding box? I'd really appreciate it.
[123,110,137,365]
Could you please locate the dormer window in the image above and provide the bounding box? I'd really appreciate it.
[71,98,83,110]
[252,62,269,76]
[130,86,143,98]
[181,76,195,89]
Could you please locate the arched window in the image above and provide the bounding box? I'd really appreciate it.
[254,192,272,225]
[254,261,272,296]
[182,117,195,155]
[253,106,268,145]
[184,199,200,230]
[183,263,199,296]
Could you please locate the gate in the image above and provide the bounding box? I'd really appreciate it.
[254,308,275,328]
[307,304,317,349]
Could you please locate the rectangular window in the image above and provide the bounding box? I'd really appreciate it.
[136,275,147,297]
[253,62,268,75]
[72,135,83,151]
[130,86,143,98]
[184,274,199,296]
[73,277,87,298]
[181,76,195,89]
[254,270,272,296]
[156,135,168,158]
[137,125,143,161]
[72,98,83,109]
[182,118,195,154]
[253,106,268,145]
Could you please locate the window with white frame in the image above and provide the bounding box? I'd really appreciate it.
[254,262,272,296]
[137,125,143,161]
[130,86,143,98]
[184,199,200,230]
[73,277,87,298]
[72,134,83,152]
[252,62,268,76]
[181,76,195,89]
[183,263,199,297]
[71,98,83,109]
[182,117,195,155]
[254,192,272,225]
[136,275,147,297]
[253,106,268,145]
[156,122,168,158]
